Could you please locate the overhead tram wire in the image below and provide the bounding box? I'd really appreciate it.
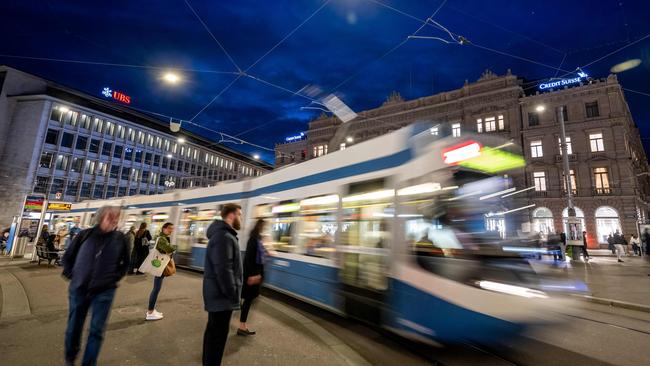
[183,0,243,73]
[0,54,240,75]
[187,74,243,122]
[244,0,332,73]
[331,0,448,94]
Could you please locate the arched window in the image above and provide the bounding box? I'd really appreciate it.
[595,206,621,244]
[562,206,585,236]
[532,207,554,234]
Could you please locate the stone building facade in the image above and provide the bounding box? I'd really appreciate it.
[275,70,650,247]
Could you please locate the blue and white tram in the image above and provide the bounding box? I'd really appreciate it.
[69,123,571,344]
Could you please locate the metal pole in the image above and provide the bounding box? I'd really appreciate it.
[558,107,578,260]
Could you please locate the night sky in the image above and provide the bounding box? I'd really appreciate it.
[2,0,650,163]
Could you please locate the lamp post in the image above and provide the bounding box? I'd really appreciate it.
[557,105,581,260]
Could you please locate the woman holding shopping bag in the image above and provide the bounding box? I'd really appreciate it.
[145,222,176,321]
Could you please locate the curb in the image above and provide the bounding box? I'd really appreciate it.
[0,271,31,319]
[575,294,650,313]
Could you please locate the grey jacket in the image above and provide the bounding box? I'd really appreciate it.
[203,220,242,312]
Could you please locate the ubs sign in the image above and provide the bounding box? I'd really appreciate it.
[101,87,131,104]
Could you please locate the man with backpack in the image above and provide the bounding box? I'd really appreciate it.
[61,205,130,366]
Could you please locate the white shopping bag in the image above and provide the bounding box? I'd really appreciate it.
[138,239,171,277]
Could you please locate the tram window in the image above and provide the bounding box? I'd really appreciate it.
[340,181,393,291]
[295,195,338,259]
[268,202,299,253]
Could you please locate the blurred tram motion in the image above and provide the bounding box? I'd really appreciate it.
[64,122,578,344]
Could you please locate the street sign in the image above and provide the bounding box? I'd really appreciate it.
[55,192,62,200]
[22,195,45,218]
[47,202,72,211]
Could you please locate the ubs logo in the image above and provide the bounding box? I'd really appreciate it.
[101,87,131,104]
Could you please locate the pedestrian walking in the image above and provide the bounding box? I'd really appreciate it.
[146,222,176,321]
[613,230,626,262]
[559,232,567,262]
[125,226,137,274]
[134,223,152,274]
[238,219,267,336]
[607,234,615,254]
[62,206,130,366]
[582,231,590,261]
[202,203,243,366]
[630,234,641,256]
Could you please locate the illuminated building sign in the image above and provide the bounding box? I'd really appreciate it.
[47,202,72,211]
[285,132,305,142]
[101,87,131,104]
[538,71,588,90]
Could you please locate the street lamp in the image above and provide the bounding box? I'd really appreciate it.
[535,105,545,112]
[177,137,186,144]
[163,72,181,84]
[166,154,173,158]
[346,136,354,143]
[253,154,260,160]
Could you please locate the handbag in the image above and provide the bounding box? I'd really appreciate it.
[163,258,176,277]
[138,237,171,277]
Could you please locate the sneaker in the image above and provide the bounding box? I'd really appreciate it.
[152,309,163,317]
[237,328,256,336]
[146,312,163,321]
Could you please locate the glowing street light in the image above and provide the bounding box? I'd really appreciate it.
[253,154,260,160]
[346,136,354,143]
[177,137,186,144]
[535,105,545,112]
[166,154,173,158]
[163,72,181,84]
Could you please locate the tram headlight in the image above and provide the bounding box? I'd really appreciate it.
[476,280,548,299]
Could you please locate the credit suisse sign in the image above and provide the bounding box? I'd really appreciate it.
[101,87,131,104]
[538,71,588,90]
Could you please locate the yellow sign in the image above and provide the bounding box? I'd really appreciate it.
[47,202,72,211]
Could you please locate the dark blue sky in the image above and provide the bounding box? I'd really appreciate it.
[2,0,650,163]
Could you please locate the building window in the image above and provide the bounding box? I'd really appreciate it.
[141,170,150,183]
[106,186,116,198]
[39,152,54,168]
[561,105,568,122]
[476,118,483,133]
[97,162,107,177]
[131,168,140,182]
[562,169,577,194]
[66,181,78,197]
[153,155,160,167]
[430,126,439,135]
[498,115,505,130]
[530,140,543,158]
[61,132,74,148]
[145,152,153,165]
[128,128,135,142]
[93,118,103,133]
[528,112,539,127]
[75,136,88,151]
[135,149,143,163]
[595,206,621,244]
[89,139,100,154]
[533,171,546,191]
[558,137,572,155]
[589,133,605,152]
[147,134,154,147]
[118,186,127,197]
[124,147,133,161]
[485,116,496,132]
[104,121,115,136]
[121,168,130,181]
[138,131,144,144]
[80,182,92,198]
[594,167,610,194]
[113,145,123,159]
[34,176,50,194]
[55,155,69,171]
[85,160,96,175]
[70,157,83,173]
[93,185,104,199]
[80,114,92,129]
[340,143,346,150]
[585,101,599,118]
[101,142,112,157]
[51,179,65,197]
[532,207,554,234]
[110,165,120,179]
[452,123,461,137]
[45,129,59,145]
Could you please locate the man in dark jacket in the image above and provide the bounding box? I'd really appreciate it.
[202,203,243,366]
[62,206,130,366]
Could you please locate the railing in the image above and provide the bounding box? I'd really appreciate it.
[532,191,548,197]
[555,154,578,162]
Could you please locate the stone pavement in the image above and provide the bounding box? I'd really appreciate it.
[0,264,380,366]
[532,251,650,308]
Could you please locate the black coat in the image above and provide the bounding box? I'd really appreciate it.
[242,234,264,300]
[203,220,242,312]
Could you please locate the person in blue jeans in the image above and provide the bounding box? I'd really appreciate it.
[145,222,175,321]
[61,206,130,366]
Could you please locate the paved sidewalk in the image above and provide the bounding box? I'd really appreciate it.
[533,253,650,308]
[0,264,369,366]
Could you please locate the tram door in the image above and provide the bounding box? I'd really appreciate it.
[339,180,391,324]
